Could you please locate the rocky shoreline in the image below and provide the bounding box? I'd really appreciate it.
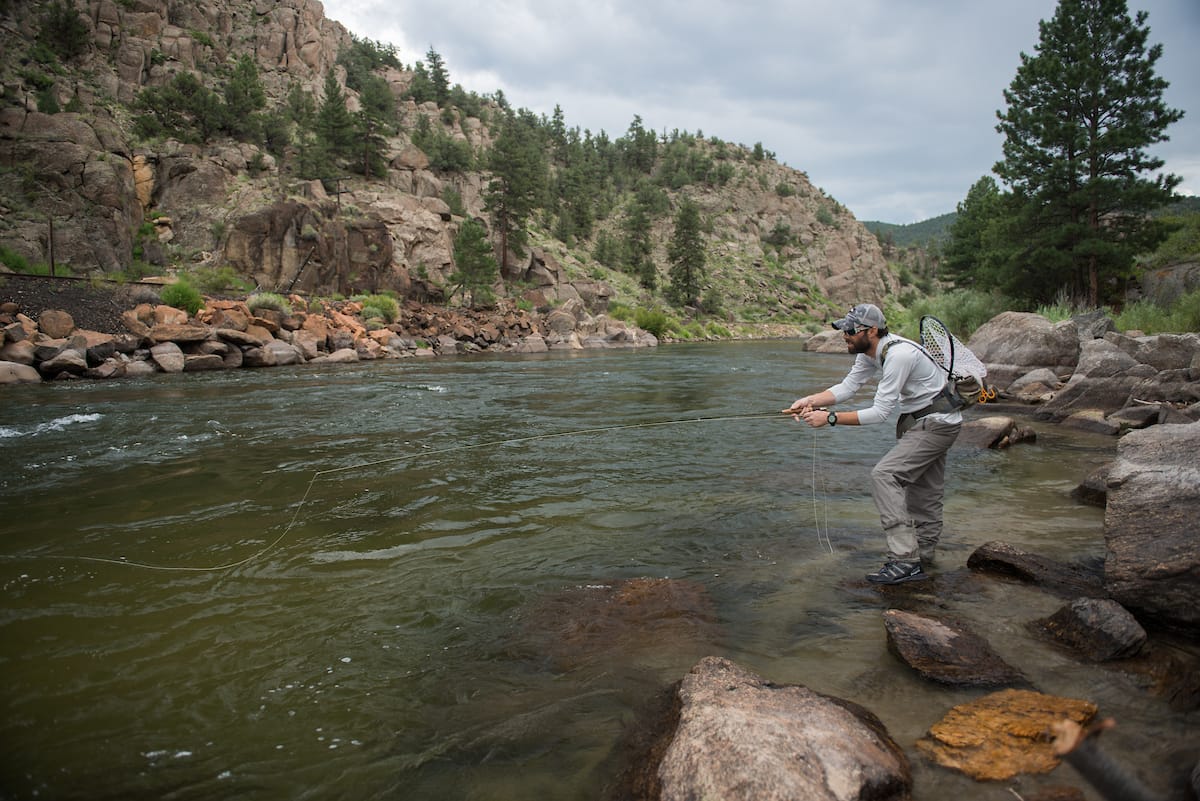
[0,277,658,384]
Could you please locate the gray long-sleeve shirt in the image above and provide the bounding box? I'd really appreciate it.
[826,334,962,426]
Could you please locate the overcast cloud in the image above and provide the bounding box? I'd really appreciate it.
[321,0,1199,224]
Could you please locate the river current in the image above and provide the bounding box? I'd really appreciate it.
[0,341,1192,800]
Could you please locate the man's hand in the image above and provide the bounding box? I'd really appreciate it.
[783,397,811,419]
[798,407,829,428]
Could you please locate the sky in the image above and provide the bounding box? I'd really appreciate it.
[320,0,1199,225]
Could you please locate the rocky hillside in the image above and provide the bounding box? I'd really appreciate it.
[0,0,897,325]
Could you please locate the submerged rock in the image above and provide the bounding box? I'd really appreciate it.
[1031,598,1146,662]
[1070,463,1111,508]
[514,577,718,671]
[956,416,1036,449]
[883,609,1025,686]
[967,541,1106,599]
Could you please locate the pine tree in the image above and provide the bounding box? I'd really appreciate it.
[620,115,657,175]
[354,112,388,178]
[667,199,706,306]
[993,0,1184,306]
[484,112,547,274]
[943,176,1005,287]
[286,81,316,127]
[425,47,450,106]
[450,218,499,308]
[407,62,435,104]
[315,69,356,164]
[223,55,266,141]
[38,0,89,61]
[621,199,654,289]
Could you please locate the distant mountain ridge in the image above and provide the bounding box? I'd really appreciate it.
[862,196,1200,252]
[862,213,957,248]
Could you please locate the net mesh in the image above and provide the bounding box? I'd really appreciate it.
[920,316,987,381]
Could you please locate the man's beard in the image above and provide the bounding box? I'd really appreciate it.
[847,337,870,354]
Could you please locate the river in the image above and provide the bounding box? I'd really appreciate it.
[0,341,1191,800]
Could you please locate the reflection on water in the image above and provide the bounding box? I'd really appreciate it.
[0,342,1191,800]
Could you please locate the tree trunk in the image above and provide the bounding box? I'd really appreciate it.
[1089,256,1099,308]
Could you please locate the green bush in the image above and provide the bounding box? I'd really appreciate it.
[632,307,672,338]
[0,246,30,272]
[354,293,399,323]
[1143,214,1200,269]
[1114,288,1200,334]
[160,279,204,315]
[607,301,633,321]
[247,292,292,315]
[894,289,1012,340]
[191,265,253,294]
[706,322,732,338]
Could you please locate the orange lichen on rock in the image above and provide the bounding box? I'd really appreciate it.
[916,688,1098,781]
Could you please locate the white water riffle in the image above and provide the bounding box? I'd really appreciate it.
[1,341,1184,801]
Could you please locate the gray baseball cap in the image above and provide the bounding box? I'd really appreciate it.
[831,303,887,332]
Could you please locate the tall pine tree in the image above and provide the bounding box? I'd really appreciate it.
[943,176,1005,288]
[483,112,547,275]
[315,68,356,165]
[450,218,499,308]
[666,199,706,307]
[425,47,450,106]
[993,0,1183,306]
[621,198,655,290]
[223,55,265,140]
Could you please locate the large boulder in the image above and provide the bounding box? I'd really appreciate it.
[805,329,848,353]
[0,360,42,384]
[1104,422,1200,628]
[38,309,76,338]
[149,341,185,373]
[1036,338,1156,421]
[655,656,911,801]
[1105,331,1200,372]
[967,312,1080,390]
[1126,368,1200,408]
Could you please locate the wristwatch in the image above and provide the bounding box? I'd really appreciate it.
[827,411,838,427]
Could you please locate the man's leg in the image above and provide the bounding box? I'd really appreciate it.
[908,443,948,564]
[869,420,961,572]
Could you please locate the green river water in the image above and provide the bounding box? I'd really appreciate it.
[0,341,1194,800]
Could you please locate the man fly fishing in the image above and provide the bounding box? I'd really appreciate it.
[784,303,963,585]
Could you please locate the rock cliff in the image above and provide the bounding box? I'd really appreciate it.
[0,0,896,317]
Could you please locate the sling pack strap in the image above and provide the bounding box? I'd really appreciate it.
[879,337,940,371]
